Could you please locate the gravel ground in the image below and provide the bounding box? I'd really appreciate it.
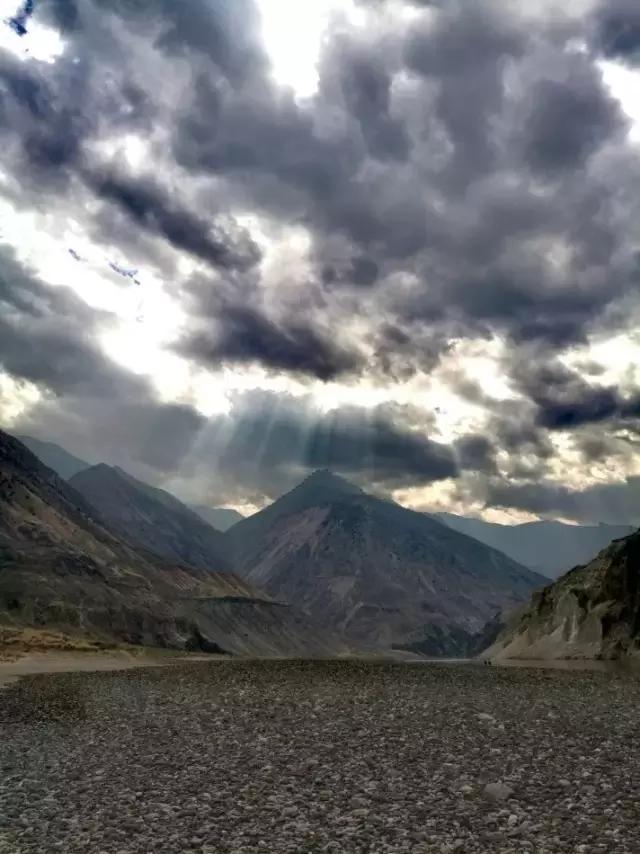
[0,660,639,854]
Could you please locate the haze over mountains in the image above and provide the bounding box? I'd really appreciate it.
[436,513,634,579]
[17,435,92,481]
[190,506,244,532]
[18,434,240,535]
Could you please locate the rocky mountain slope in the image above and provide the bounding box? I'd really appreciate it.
[0,430,342,656]
[190,505,244,532]
[17,435,91,480]
[436,512,633,578]
[483,528,640,660]
[224,470,546,654]
[69,464,231,572]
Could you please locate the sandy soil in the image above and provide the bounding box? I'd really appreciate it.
[0,650,191,687]
[2,647,633,688]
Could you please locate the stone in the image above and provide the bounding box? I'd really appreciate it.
[483,782,514,802]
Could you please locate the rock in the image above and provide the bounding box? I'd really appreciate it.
[483,782,514,802]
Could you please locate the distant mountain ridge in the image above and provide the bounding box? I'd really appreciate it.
[435,513,634,578]
[0,429,343,656]
[190,505,244,532]
[17,435,91,480]
[16,435,245,536]
[224,470,546,655]
[69,464,231,573]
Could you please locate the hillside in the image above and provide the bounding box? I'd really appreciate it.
[225,470,546,654]
[0,430,343,656]
[483,528,640,660]
[69,465,231,572]
[436,513,633,578]
[17,435,91,480]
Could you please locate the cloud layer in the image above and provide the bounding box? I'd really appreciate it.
[1,0,640,521]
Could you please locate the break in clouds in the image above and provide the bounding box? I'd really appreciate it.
[2,0,640,521]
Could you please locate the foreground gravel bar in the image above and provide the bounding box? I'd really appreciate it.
[1,660,639,853]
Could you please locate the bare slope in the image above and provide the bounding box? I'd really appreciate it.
[484,528,640,660]
[69,464,231,572]
[225,470,546,654]
[16,435,91,480]
[0,430,342,657]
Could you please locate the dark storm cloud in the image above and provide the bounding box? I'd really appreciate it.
[404,1,525,189]
[40,0,80,31]
[519,71,625,176]
[536,386,640,430]
[38,0,265,78]
[454,435,498,475]
[177,303,363,382]
[171,72,360,215]
[95,0,266,82]
[3,0,640,518]
[321,256,380,288]
[14,388,459,505]
[512,359,640,430]
[0,50,91,186]
[85,170,261,272]
[0,245,145,397]
[5,0,635,362]
[591,0,640,64]
[322,36,410,162]
[574,432,630,464]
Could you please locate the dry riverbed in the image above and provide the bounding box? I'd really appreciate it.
[0,660,639,853]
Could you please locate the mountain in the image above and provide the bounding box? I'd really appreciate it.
[435,513,634,578]
[69,464,231,572]
[16,435,91,480]
[0,430,342,656]
[483,528,640,660]
[190,505,245,532]
[224,470,546,655]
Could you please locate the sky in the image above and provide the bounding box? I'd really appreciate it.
[1,0,640,523]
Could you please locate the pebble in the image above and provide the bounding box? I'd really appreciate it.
[483,782,515,802]
[0,660,638,853]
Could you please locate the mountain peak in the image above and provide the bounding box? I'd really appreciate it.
[15,434,91,480]
[297,469,363,495]
[69,462,231,572]
[224,459,544,657]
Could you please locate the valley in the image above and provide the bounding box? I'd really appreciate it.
[3,1,640,849]
[4,430,639,663]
